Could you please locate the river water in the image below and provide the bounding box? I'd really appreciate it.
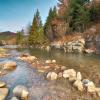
[0,48,100,100]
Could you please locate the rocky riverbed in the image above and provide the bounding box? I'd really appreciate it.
[0,48,100,100]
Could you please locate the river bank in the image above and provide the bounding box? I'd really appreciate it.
[0,48,100,100]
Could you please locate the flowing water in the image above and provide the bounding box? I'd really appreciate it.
[0,48,100,100]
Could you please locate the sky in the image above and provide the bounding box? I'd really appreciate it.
[0,0,57,32]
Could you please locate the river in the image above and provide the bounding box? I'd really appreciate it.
[0,48,100,100]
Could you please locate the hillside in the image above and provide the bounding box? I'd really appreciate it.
[0,31,16,40]
[0,31,16,45]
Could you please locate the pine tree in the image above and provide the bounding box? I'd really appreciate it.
[28,14,39,45]
[52,6,57,18]
[44,7,58,40]
[28,10,46,45]
[36,9,43,28]
[65,0,90,32]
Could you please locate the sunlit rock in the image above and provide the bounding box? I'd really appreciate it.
[3,62,17,70]
[61,66,66,71]
[63,69,76,79]
[0,81,6,88]
[95,88,100,97]
[87,81,96,93]
[76,72,82,81]
[84,49,95,54]
[46,46,51,52]
[73,80,84,92]
[0,88,9,100]
[58,72,63,78]
[13,85,29,99]
[46,72,58,80]
[27,56,37,62]
[45,60,52,64]
[52,60,56,63]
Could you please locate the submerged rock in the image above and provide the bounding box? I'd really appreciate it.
[0,88,9,100]
[13,85,29,99]
[18,55,37,63]
[27,56,37,62]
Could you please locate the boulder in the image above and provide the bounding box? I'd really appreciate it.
[0,81,6,88]
[63,69,76,79]
[95,88,100,97]
[73,80,84,92]
[87,81,96,93]
[76,72,82,81]
[46,72,58,80]
[3,62,17,70]
[13,85,29,99]
[0,88,9,100]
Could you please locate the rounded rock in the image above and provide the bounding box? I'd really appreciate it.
[3,62,17,70]
[0,88,9,100]
[0,81,6,88]
[47,72,58,80]
[73,80,84,92]
[13,85,29,99]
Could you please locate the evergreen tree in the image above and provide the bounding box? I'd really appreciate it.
[44,7,57,40]
[66,0,90,32]
[28,14,38,45]
[36,9,43,28]
[28,10,46,45]
[52,6,57,18]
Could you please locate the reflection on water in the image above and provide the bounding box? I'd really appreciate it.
[29,48,100,74]
[0,48,100,100]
